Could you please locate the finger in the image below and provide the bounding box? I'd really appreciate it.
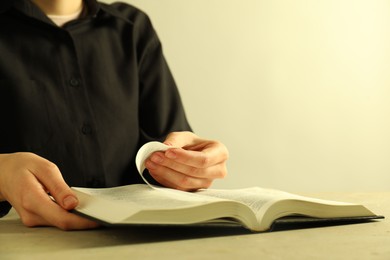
[14,207,48,227]
[21,185,98,230]
[148,152,227,179]
[163,132,229,168]
[163,131,197,147]
[148,165,213,191]
[28,158,78,210]
[164,145,227,169]
[16,205,94,230]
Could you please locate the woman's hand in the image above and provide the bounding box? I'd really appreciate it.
[0,152,99,230]
[145,131,229,191]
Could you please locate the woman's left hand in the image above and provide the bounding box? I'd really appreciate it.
[145,131,229,191]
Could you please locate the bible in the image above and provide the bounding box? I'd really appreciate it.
[71,142,383,232]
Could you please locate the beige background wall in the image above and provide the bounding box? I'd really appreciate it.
[102,0,390,192]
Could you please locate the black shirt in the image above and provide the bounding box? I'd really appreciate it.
[0,0,191,188]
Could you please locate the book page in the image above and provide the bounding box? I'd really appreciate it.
[135,141,173,188]
[73,184,228,210]
[197,187,294,212]
[196,187,357,213]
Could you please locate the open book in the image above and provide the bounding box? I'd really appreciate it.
[71,142,383,232]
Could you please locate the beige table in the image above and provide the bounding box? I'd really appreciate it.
[1,192,389,260]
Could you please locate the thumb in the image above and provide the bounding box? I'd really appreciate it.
[163,131,197,148]
[31,160,79,210]
[60,194,79,210]
[48,183,78,210]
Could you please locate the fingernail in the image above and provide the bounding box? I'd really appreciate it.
[145,160,157,170]
[165,150,177,159]
[151,154,163,163]
[63,196,78,208]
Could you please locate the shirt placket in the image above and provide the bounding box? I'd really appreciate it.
[58,29,106,188]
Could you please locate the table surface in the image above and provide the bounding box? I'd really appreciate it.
[1,192,389,260]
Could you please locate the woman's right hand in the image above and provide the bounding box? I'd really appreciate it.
[0,152,98,230]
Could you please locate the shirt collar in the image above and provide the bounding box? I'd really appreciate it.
[0,0,100,18]
[0,0,133,27]
[83,0,100,17]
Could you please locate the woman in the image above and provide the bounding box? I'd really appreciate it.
[0,0,228,230]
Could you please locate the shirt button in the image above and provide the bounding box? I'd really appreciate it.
[81,124,93,135]
[69,78,80,87]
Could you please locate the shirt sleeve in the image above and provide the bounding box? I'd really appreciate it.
[0,201,12,218]
[136,14,192,144]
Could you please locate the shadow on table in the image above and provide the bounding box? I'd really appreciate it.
[271,215,384,232]
[89,216,383,245]
[96,223,252,244]
[1,214,384,253]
